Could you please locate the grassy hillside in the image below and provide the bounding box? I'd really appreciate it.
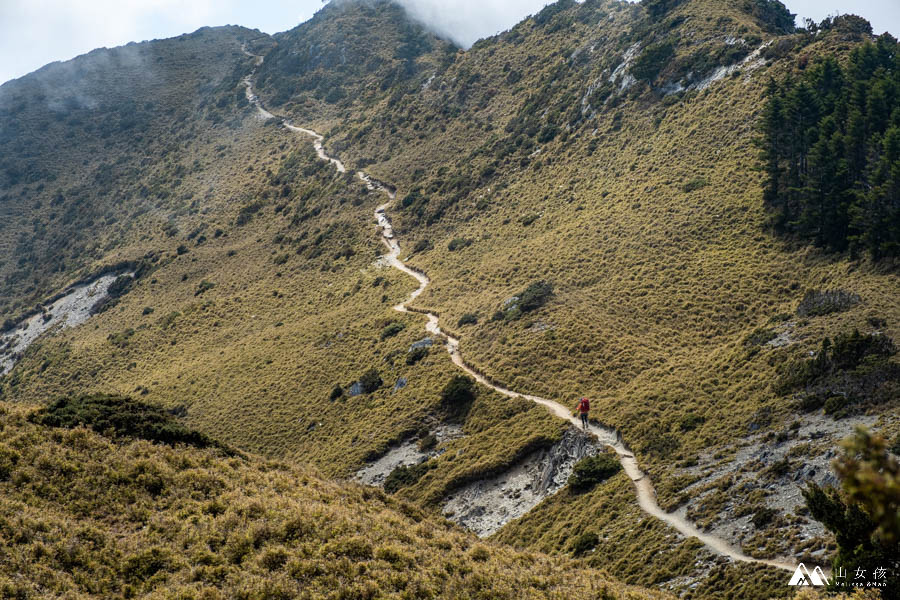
[0,398,671,599]
[0,115,563,481]
[0,25,260,320]
[255,0,458,127]
[249,0,899,578]
[0,0,897,596]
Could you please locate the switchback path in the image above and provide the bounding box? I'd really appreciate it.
[240,49,793,573]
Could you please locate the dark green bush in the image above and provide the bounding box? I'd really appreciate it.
[329,385,343,401]
[383,461,433,494]
[401,189,422,208]
[107,328,135,348]
[359,369,383,394]
[824,395,850,418]
[537,124,559,144]
[830,331,896,370]
[260,548,289,571]
[441,375,475,410]
[195,280,215,296]
[30,394,229,452]
[751,507,778,529]
[777,331,898,399]
[123,547,172,583]
[107,275,133,298]
[406,347,428,365]
[235,201,264,226]
[570,532,599,556]
[765,458,792,479]
[381,322,405,340]
[532,0,575,25]
[569,454,621,492]
[744,327,777,347]
[0,445,19,481]
[447,238,471,252]
[518,280,554,312]
[797,290,860,317]
[743,0,795,34]
[631,41,674,82]
[679,413,706,432]
[681,177,709,193]
[457,313,478,327]
[794,393,826,413]
[504,306,523,321]
[641,0,686,19]
[418,434,437,452]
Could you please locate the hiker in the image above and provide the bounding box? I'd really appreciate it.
[576,397,590,430]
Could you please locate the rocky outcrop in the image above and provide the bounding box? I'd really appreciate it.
[0,273,131,375]
[442,427,599,537]
[354,425,464,487]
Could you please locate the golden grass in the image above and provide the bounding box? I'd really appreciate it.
[0,401,674,599]
[301,0,900,508]
[2,1,897,596]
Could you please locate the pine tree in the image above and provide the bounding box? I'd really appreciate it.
[758,33,900,260]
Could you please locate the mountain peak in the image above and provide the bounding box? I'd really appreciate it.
[646,0,796,34]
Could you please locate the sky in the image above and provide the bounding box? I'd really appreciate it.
[1,0,899,86]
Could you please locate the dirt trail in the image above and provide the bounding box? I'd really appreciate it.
[240,52,794,572]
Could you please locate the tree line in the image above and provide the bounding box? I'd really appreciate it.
[759,33,900,260]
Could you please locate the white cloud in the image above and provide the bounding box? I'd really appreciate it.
[395,0,554,48]
[0,0,224,84]
[2,0,898,86]
[0,0,321,85]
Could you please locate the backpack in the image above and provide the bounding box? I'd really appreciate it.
[578,398,590,412]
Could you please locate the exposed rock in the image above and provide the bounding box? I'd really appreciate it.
[766,321,797,348]
[0,273,132,376]
[410,337,433,351]
[797,289,861,317]
[527,321,553,333]
[674,412,887,554]
[442,427,600,537]
[393,377,407,392]
[354,424,464,486]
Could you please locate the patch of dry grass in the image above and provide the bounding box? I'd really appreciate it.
[0,400,671,599]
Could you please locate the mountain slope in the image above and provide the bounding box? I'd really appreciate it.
[0,0,898,597]
[247,0,899,582]
[0,25,261,320]
[255,0,458,125]
[0,398,670,599]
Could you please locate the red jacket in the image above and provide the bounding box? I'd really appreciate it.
[578,398,590,413]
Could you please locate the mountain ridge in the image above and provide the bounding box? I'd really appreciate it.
[0,0,897,597]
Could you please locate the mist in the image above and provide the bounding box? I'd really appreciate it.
[4,0,899,86]
[383,0,899,50]
[394,0,557,48]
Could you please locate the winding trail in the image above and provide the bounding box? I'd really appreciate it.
[239,48,794,573]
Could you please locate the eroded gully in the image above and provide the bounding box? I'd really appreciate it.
[240,47,793,572]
